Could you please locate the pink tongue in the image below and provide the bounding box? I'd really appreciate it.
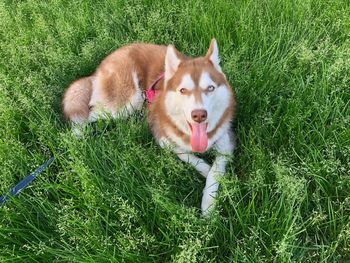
[190,123,208,153]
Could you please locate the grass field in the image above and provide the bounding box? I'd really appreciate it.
[1,0,349,261]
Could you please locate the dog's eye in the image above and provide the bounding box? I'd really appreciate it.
[179,88,187,94]
[207,85,215,92]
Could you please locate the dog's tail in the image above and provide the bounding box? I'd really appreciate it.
[62,77,93,123]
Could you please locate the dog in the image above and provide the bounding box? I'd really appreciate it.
[62,39,236,216]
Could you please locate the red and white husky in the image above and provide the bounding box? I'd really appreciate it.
[62,39,236,216]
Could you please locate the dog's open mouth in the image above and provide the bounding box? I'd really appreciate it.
[187,122,208,153]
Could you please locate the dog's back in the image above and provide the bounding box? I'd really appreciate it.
[62,43,167,123]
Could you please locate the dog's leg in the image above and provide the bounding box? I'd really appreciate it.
[88,71,144,121]
[65,68,144,138]
[201,131,234,216]
[158,138,210,178]
[176,152,211,178]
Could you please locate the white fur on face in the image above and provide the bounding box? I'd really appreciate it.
[165,74,202,136]
[164,71,230,141]
[178,74,195,91]
[199,71,230,132]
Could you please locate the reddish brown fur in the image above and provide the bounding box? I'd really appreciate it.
[62,44,167,121]
[149,54,235,144]
[63,42,235,149]
[62,77,93,121]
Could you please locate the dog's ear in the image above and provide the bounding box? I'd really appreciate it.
[165,45,182,82]
[206,38,222,73]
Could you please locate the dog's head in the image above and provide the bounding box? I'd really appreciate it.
[163,39,234,153]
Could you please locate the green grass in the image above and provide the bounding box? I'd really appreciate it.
[0,0,349,261]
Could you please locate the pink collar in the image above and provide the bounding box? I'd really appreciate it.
[145,73,164,103]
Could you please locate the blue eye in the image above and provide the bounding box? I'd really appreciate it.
[207,85,215,92]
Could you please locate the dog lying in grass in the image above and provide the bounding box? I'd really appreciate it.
[62,39,236,216]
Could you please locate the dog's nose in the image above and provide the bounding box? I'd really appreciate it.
[191,109,207,123]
